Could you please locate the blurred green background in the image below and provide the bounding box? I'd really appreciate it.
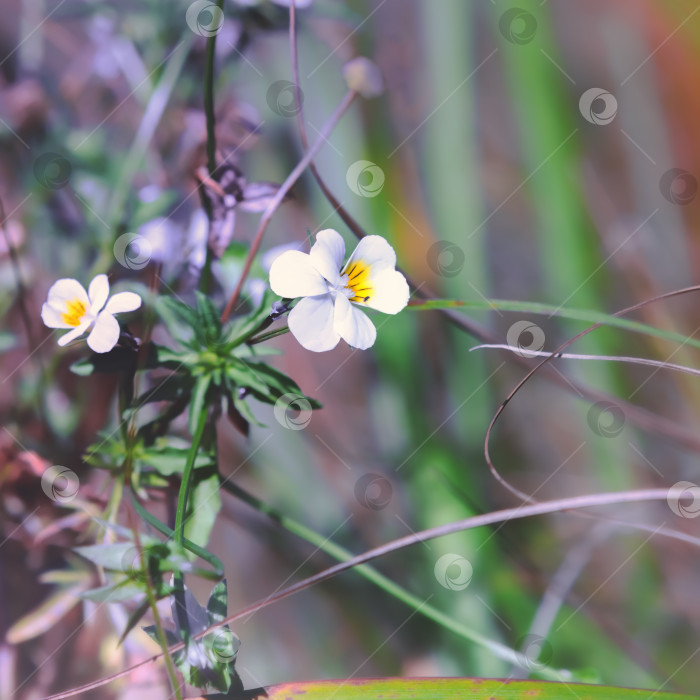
[2,0,700,697]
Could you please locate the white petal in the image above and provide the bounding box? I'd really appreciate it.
[57,321,91,347]
[46,278,89,311]
[269,250,328,299]
[364,268,410,314]
[310,229,345,285]
[334,294,376,350]
[343,235,396,274]
[261,242,301,272]
[87,312,120,353]
[104,291,142,314]
[88,274,110,314]
[41,303,72,329]
[288,295,340,352]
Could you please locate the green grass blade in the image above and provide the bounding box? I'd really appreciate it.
[409,298,700,352]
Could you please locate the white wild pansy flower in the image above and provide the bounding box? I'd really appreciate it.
[269,229,409,352]
[41,274,141,353]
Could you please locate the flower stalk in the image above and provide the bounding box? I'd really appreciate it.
[220,89,358,324]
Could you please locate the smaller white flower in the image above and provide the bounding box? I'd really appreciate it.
[269,229,409,352]
[41,274,141,353]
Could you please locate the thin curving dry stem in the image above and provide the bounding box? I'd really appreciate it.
[484,283,700,503]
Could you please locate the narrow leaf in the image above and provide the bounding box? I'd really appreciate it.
[207,579,228,625]
[235,678,699,700]
[410,298,700,352]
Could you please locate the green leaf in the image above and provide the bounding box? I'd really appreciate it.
[74,542,138,570]
[203,628,239,692]
[81,581,144,603]
[142,624,179,648]
[241,678,699,700]
[195,291,223,345]
[156,296,198,345]
[75,536,198,584]
[207,579,228,625]
[153,343,196,367]
[227,362,274,399]
[244,361,319,404]
[223,289,276,345]
[172,581,209,637]
[140,440,214,476]
[184,467,221,549]
[233,393,265,428]
[130,494,224,577]
[118,598,152,645]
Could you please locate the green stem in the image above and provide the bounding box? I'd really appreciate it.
[199,0,225,293]
[175,407,209,553]
[134,529,183,700]
[204,5,223,175]
[246,325,290,346]
[221,481,562,679]
[172,406,209,645]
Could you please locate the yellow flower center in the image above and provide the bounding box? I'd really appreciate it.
[343,260,374,303]
[61,298,87,327]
